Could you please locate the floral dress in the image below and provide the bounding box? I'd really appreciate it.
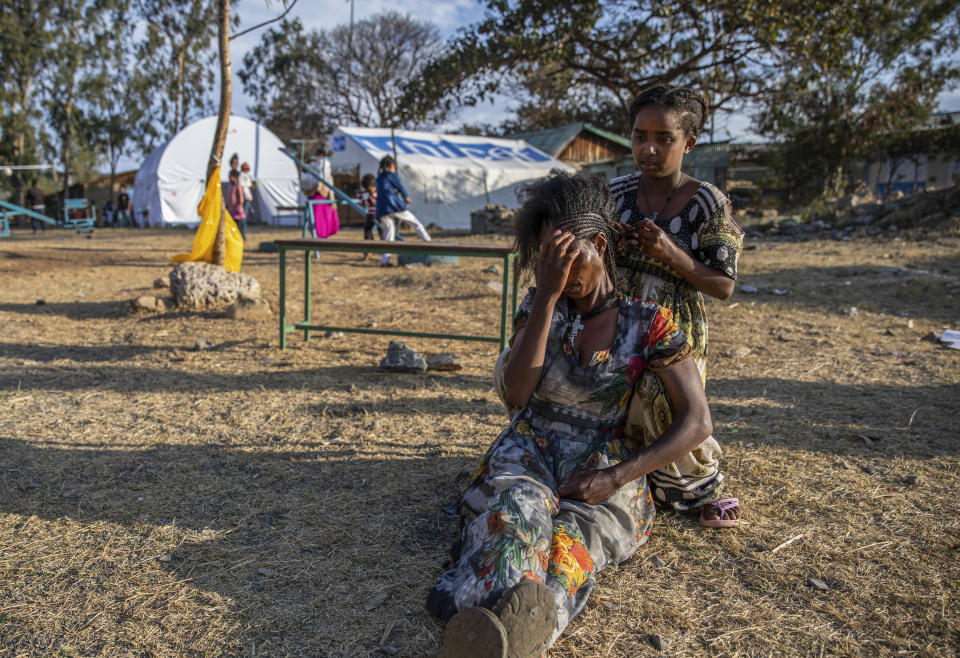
[428,289,690,649]
[610,172,743,511]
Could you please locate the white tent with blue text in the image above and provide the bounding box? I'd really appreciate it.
[329,126,572,230]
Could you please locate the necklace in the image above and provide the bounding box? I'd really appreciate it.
[640,174,685,220]
[567,291,619,350]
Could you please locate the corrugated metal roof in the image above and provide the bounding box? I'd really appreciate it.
[506,123,630,158]
[507,123,584,158]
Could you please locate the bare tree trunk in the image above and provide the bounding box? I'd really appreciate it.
[175,50,184,133]
[209,0,232,268]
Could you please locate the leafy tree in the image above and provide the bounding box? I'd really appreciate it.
[41,0,120,199]
[239,11,445,138]
[399,0,843,131]
[132,0,219,151]
[238,18,330,143]
[0,0,56,203]
[755,1,960,202]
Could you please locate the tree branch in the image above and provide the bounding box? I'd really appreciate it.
[230,0,299,41]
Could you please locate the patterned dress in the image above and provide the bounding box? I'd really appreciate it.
[429,290,690,649]
[610,173,744,511]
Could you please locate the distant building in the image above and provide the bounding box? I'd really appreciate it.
[856,111,960,198]
[506,123,632,175]
[508,122,733,187]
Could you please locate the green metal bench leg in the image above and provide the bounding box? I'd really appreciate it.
[304,249,312,342]
[279,248,287,350]
[500,254,512,351]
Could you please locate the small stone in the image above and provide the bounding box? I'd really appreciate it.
[740,285,758,294]
[153,277,169,288]
[194,337,213,351]
[906,319,915,329]
[348,384,358,393]
[649,556,666,567]
[331,275,344,281]
[380,647,397,656]
[485,265,499,274]
[366,321,378,328]
[324,331,346,338]
[35,299,46,305]
[844,307,859,317]
[426,352,462,372]
[130,295,172,312]
[807,577,829,591]
[729,346,752,358]
[363,591,389,611]
[378,341,427,373]
[158,554,172,563]
[227,296,271,320]
[257,567,274,577]
[648,634,667,651]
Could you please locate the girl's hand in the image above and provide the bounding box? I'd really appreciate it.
[613,222,640,254]
[635,219,679,263]
[557,468,620,505]
[535,228,580,300]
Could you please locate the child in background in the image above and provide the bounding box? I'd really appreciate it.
[239,162,255,233]
[356,173,379,261]
[227,168,246,237]
[375,155,431,267]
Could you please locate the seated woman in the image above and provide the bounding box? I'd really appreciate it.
[427,172,714,657]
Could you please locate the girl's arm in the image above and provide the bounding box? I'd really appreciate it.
[503,230,580,409]
[558,356,712,504]
[390,173,410,204]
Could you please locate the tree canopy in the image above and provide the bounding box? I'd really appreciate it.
[239,11,445,142]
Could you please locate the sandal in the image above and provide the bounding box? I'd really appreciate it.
[699,497,741,528]
[495,579,557,658]
[443,606,508,658]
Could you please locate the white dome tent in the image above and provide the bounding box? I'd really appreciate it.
[133,115,300,227]
[329,127,572,230]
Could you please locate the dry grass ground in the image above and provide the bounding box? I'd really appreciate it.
[1,222,958,656]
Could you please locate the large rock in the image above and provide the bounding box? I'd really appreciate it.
[378,341,427,373]
[470,204,516,235]
[169,262,261,309]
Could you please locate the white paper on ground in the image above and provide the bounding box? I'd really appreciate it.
[938,329,960,350]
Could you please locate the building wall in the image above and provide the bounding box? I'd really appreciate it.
[559,133,630,166]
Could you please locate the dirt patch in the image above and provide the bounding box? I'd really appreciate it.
[1,225,958,655]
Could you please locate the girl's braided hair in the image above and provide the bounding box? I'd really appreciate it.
[514,170,620,291]
[629,85,709,138]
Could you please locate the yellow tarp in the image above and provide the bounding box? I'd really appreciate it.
[172,165,243,272]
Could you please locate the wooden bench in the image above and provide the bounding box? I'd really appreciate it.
[275,238,520,350]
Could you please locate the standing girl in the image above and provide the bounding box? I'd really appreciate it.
[611,85,743,527]
[375,155,431,267]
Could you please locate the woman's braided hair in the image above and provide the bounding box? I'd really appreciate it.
[629,85,709,138]
[514,170,620,291]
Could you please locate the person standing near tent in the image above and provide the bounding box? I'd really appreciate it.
[301,145,339,238]
[227,169,246,238]
[239,161,256,224]
[27,180,46,234]
[375,155,431,267]
[117,185,133,228]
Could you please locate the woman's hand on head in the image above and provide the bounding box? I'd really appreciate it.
[557,468,620,505]
[535,228,580,300]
